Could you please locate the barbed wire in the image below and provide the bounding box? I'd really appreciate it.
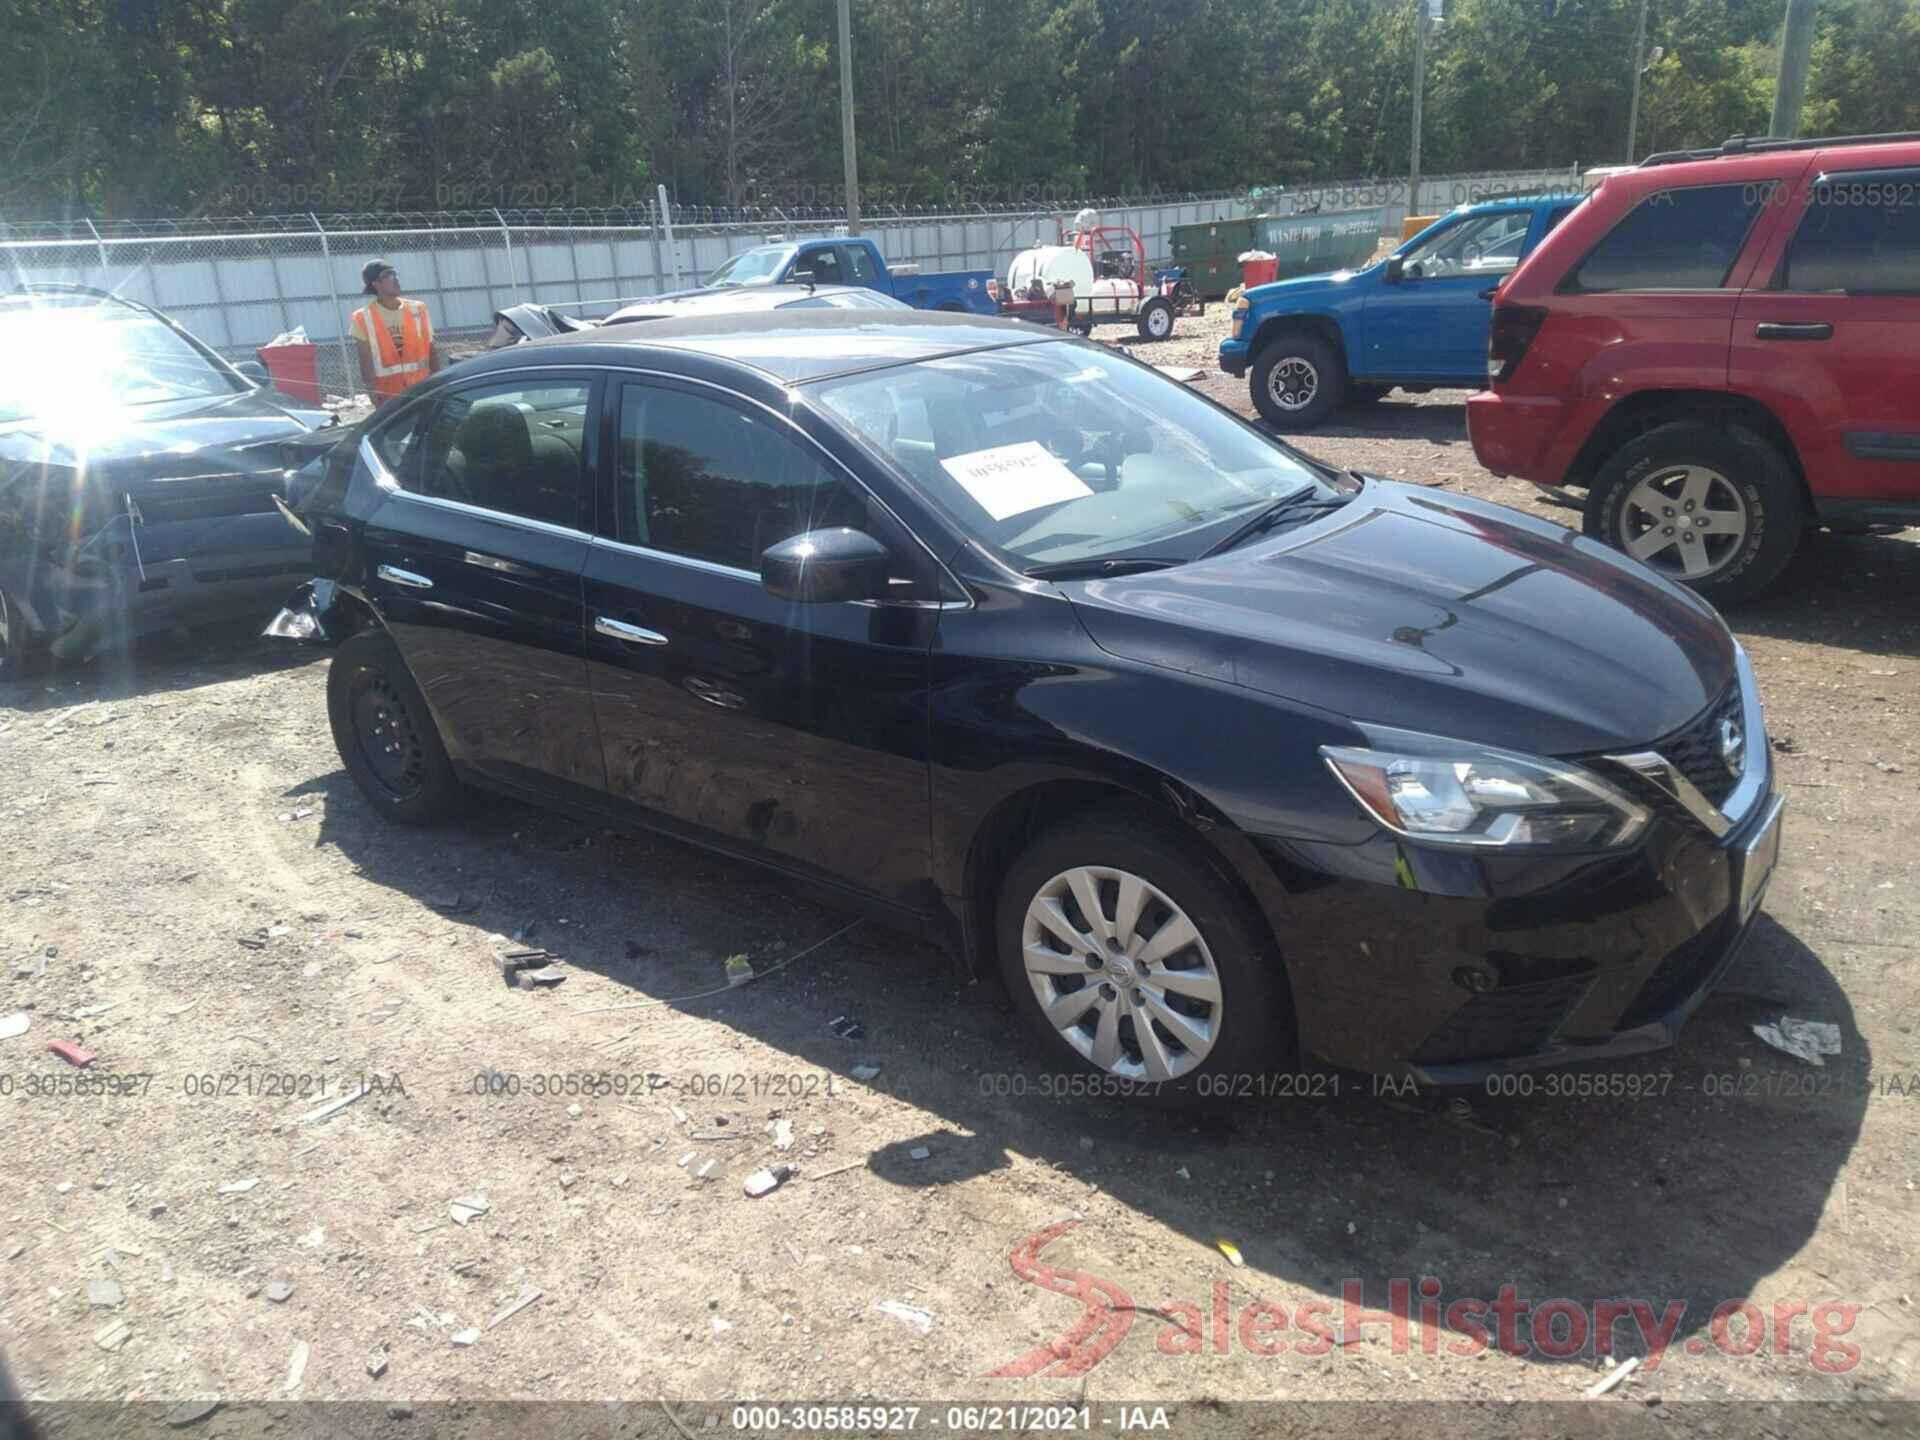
[0,170,1575,244]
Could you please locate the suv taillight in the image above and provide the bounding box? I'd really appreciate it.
[1487,304,1548,385]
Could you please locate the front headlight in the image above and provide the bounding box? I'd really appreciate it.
[1230,296,1250,338]
[1321,729,1650,850]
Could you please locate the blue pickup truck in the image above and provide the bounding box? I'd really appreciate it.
[1219,193,1582,429]
[700,236,998,315]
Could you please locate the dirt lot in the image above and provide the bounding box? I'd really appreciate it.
[3,303,1918,1436]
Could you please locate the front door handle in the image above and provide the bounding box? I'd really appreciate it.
[594,616,668,646]
[376,564,432,590]
[1754,321,1833,341]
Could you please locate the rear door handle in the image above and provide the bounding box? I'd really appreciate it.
[376,564,432,590]
[594,616,668,646]
[1754,322,1833,341]
[1478,286,1501,300]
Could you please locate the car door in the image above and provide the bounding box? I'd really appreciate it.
[582,375,941,910]
[1731,163,1920,507]
[1361,209,1533,381]
[799,246,845,287]
[837,243,889,296]
[357,370,606,800]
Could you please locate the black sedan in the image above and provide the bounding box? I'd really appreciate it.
[272,311,1784,1089]
[0,285,336,676]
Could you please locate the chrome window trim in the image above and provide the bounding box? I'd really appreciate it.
[1604,644,1769,840]
[586,534,969,610]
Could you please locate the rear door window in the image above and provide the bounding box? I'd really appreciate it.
[1778,169,1920,294]
[1567,183,1773,291]
[411,378,594,530]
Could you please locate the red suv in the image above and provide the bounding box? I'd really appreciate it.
[1468,132,1920,602]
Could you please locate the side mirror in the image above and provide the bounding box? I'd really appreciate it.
[761,527,893,603]
[1384,256,1406,284]
[234,359,270,387]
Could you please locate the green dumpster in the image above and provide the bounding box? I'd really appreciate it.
[1167,208,1387,299]
[1252,208,1388,275]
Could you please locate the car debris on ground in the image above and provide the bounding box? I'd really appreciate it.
[744,1164,797,1197]
[1752,1017,1843,1066]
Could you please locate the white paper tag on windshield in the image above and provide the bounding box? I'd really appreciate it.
[939,442,1092,521]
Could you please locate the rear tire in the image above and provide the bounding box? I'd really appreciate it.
[327,628,464,825]
[1584,421,1804,604]
[1137,296,1175,341]
[1251,334,1345,430]
[995,807,1292,1101]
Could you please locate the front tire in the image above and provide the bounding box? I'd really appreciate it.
[1585,421,1804,604]
[1251,335,1345,430]
[0,589,43,682]
[327,628,463,825]
[995,808,1291,1096]
[1137,296,1175,341]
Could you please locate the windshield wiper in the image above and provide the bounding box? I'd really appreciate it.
[1026,556,1182,581]
[1199,488,1354,559]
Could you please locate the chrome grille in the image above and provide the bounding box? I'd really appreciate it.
[1655,683,1745,808]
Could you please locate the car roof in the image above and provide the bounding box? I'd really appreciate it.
[1449,193,1573,218]
[606,284,891,318]
[482,309,1053,384]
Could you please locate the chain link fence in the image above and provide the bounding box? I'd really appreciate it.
[0,170,1581,404]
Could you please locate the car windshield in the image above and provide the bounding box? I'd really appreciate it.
[704,246,794,287]
[0,301,239,424]
[814,340,1326,569]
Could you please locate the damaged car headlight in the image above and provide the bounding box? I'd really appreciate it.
[1321,728,1649,850]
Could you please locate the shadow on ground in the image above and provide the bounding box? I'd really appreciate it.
[300,766,1868,1371]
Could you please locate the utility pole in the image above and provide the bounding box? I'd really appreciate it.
[1625,0,1650,160]
[1409,0,1429,215]
[837,0,861,235]
[1770,0,1817,138]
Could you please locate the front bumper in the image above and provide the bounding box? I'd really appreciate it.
[11,522,312,660]
[1255,660,1781,1083]
[1218,337,1250,378]
[1264,783,1779,1083]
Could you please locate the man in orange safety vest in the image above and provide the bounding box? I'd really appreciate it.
[350,258,444,407]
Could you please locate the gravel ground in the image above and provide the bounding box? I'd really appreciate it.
[2,302,1917,1437]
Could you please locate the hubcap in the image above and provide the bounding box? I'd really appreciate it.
[1021,866,1223,1082]
[1619,465,1749,581]
[349,670,425,799]
[1266,357,1319,413]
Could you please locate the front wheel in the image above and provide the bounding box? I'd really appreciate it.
[326,628,464,825]
[1137,296,1175,341]
[0,588,39,682]
[1585,420,1804,604]
[1251,335,1345,430]
[995,809,1291,1096]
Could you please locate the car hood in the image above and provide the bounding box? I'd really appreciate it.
[1244,263,1375,304]
[1063,482,1737,756]
[0,388,324,475]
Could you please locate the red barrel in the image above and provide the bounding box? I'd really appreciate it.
[1240,256,1280,288]
[256,342,323,405]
